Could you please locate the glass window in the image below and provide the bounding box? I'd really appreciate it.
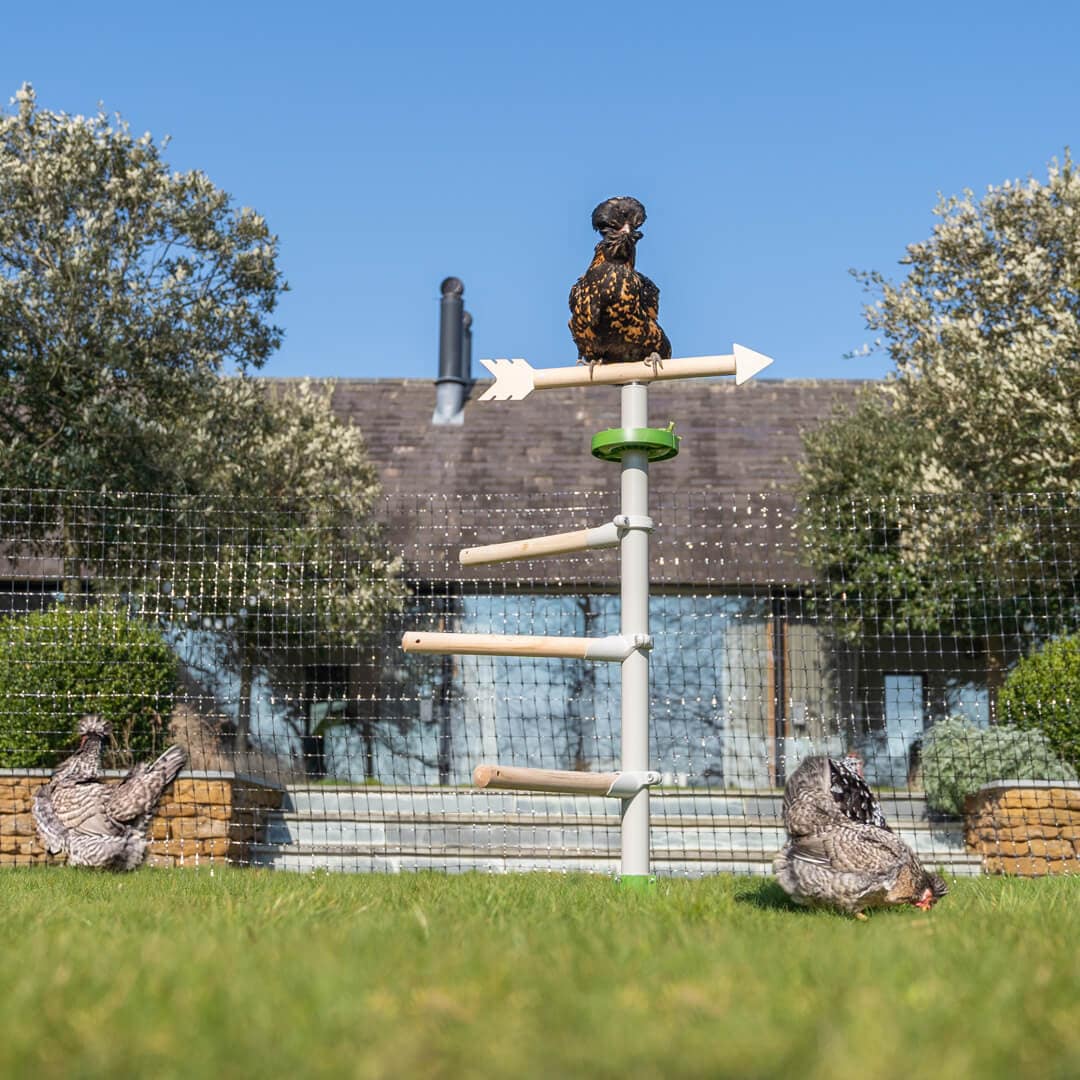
[944,678,990,727]
[863,673,925,787]
[370,591,773,787]
[884,674,925,729]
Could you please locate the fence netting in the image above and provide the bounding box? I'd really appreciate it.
[1,488,1077,875]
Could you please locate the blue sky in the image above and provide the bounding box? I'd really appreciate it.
[4,2,1079,383]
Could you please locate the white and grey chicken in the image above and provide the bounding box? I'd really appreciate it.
[32,715,186,871]
[774,755,947,919]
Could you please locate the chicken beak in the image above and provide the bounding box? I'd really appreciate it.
[913,890,934,911]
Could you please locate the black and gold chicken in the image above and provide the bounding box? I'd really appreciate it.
[569,196,671,372]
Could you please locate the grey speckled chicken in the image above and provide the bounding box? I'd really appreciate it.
[774,755,947,918]
[32,715,186,871]
[782,754,890,838]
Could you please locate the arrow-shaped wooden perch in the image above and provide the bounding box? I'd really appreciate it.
[477,344,773,401]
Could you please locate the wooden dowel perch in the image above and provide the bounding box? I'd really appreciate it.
[459,522,619,566]
[472,764,663,798]
[473,764,618,795]
[400,631,649,662]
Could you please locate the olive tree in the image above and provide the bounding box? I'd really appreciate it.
[0,87,404,774]
[798,154,1080,645]
[161,378,406,766]
[0,83,285,493]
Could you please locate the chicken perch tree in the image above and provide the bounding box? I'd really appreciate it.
[406,197,774,883]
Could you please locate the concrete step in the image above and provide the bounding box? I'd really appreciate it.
[262,814,968,857]
[249,784,976,876]
[247,843,985,877]
[248,849,776,875]
[281,786,941,824]
[263,810,963,832]
[283,787,766,818]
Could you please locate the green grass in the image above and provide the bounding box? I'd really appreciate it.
[1,869,1078,1079]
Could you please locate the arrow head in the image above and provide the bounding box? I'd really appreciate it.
[478,358,535,401]
[732,343,774,385]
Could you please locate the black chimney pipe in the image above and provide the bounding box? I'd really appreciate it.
[461,309,473,385]
[433,277,466,425]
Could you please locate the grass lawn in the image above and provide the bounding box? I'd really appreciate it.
[0,868,1077,1079]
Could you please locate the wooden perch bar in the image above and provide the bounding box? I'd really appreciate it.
[472,764,662,797]
[399,630,643,660]
[473,764,618,795]
[400,631,649,661]
[459,522,619,566]
[402,631,592,659]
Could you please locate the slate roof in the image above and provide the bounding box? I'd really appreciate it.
[326,376,865,589]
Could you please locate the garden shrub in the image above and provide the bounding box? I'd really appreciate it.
[0,603,177,768]
[921,715,1076,816]
[998,632,1080,771]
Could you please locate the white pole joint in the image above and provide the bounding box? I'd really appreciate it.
[613,514,654,534]
[605,770,662,799]
[582,633,654,662]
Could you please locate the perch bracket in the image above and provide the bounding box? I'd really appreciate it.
[605,770,663,798]
[613,514,654,533]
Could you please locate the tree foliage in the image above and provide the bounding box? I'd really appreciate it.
[999,633,1080,771]
[798,153,1080,641]
[0,83,285,493]
[9,380,407,761]
[0,604,177,768]
[159,378,406,653]
[189,379,404,761]
[0,86,404,767]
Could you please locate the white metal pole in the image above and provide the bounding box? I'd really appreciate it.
[619,381,651,882]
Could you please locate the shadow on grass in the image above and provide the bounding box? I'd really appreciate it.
[733,878,952,922]
[734,878,801,912]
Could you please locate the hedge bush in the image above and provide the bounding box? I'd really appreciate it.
[921,715,1076,816]
[0,604,178,768]
[998,632,1080,771]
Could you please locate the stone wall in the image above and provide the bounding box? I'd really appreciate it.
[964,781,1080,876]
[0,770,284,868]
[0,772,45,864]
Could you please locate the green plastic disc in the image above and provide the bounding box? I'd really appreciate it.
[591,426,680,463]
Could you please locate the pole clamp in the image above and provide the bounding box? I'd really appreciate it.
[582,634,654,662]
[605,770,663,798]
[613,514,654,534]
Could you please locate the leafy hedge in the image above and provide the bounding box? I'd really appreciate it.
[0,604,177,768]
[999,633,1080,771]
[921,715,1076,816]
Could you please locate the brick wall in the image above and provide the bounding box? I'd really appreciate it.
[0,773,44,863]
[964,781,1080,876]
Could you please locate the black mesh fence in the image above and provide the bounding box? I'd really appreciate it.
[1,488,1077,876]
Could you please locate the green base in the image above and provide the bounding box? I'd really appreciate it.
[591,426,680,463]
[616,874,658,891]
